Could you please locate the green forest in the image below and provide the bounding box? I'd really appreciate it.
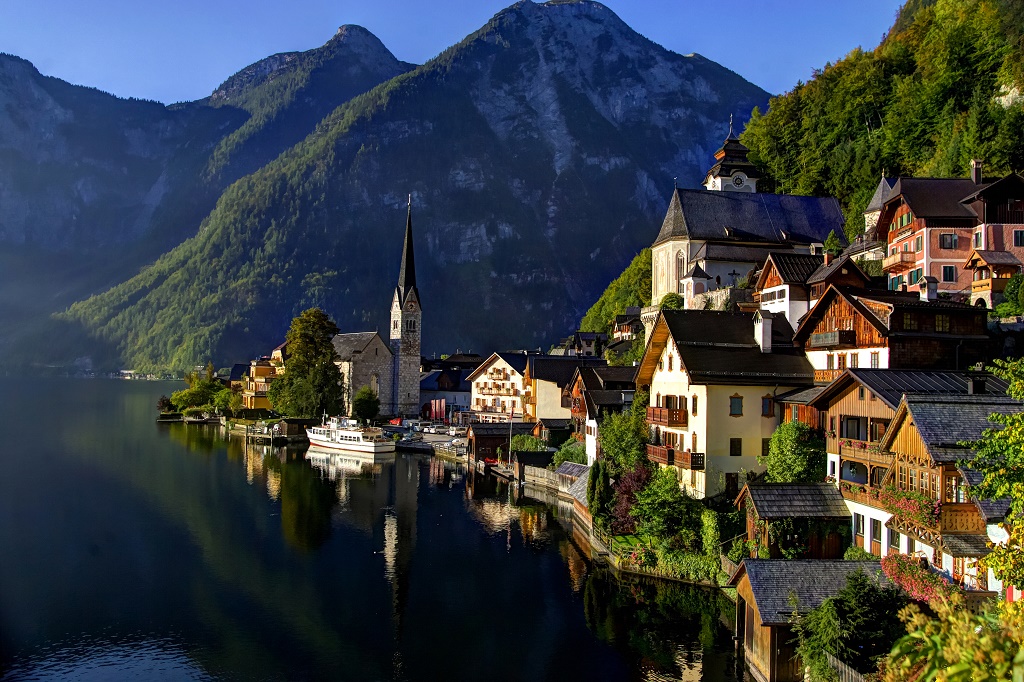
[742,0,1024,239]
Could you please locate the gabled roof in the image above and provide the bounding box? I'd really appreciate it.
[959,466,1010,523]
[654,188,847,247]
[465,351,530,382]
[535,418,572,430]
[775,385,825,405]
[806,253,869,286]
[527,356,606,388]
[636,310,813,387]
[808,369,1008,412]
[568,468,590,506]
[865,176,897,213]
[964,249,1022,268]
[958,172,1024,204]
[883,177,981,220]
[879,394,1023,461]
[755,252,824,289]
[332,331,390,361]
[736,483,850,519]
[420,368,472,392]
[728,560,889,625]
[555,462,589,479]
[468,422,535,437]
[794,285,983,345]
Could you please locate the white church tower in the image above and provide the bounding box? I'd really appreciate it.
[390,197,422,417]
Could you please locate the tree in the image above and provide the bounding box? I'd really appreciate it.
[170,379,220,411]
[157,395,173,412]
[587,460,613,527]
[351,386,380,424]
[610,464,652,534]
[598,390,650,476]
[962,358,1024,588]
[659,293,685,310]
[760,420,826,483]
[268,308,344,419]
[796,570,909,680]
[883,596,1024,682]
[511,434,546,451]
[824,229,842,255]
[630,467,689,541]
[550,439,586,469]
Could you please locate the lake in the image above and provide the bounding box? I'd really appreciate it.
[0,378,746,681]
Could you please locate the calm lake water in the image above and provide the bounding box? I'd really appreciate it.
[0,379,745,681]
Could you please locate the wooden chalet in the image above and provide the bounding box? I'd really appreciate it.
[964,249,1023,308]
[735,483,850,559]
[730,560,889,682]
[531,418,572,447]
[808,369,1006,559]
[752,252,823,326]
[794,284,989,383]
[874,393,1016,595]
[564,365,636,464]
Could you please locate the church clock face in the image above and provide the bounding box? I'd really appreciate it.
[406,302,416,311]
[732,174,745,187]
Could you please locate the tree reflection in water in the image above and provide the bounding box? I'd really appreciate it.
[266,450,338,552]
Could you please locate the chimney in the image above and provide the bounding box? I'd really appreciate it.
[967,376,987,394]
[754,311,773,353]
[919,276,938,302]
[971,159,983,185]
[824,252,833,266]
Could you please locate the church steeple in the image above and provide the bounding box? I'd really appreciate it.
[396,195,418,305]
[389,195,422,417]
[703,116,761,192]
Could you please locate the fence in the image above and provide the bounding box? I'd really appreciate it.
[523,465,557,488]
[825,653,865,682]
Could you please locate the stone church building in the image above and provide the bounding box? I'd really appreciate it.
[330,200,422,418]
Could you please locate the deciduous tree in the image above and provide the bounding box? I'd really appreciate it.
[351,385,380,424]
[268,308,344,419]
[760,420,826,483]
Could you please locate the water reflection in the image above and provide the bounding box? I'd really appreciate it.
[1,379,746,681]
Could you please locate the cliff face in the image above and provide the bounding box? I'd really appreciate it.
[55,0,768,371]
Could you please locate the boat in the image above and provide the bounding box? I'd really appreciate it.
[305,416,397,454]
[305,445,394,479]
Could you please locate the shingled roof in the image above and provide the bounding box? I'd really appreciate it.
[641,310,813,387]
[765,252,824,284]
[901,394,1022,455]
[729,560,890,625]
[654,188,847,247]
[555,462,589,479]
[806,253,869,286]
[332,331,389,361]
[865,176,897,213]
[738,483,850,520]
[885,177,981,219]
[809,369,1008,412]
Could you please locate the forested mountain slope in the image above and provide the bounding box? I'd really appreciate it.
[740,0,1024,236]
[58,0,768,371]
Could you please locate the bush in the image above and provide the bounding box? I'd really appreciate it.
[727,537,746,563]
[550,439,586,469]
[843,545,876,561]
[511,434,546,451]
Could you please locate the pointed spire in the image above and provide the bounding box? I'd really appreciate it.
[726,114,737,140]
[396,194,417,304]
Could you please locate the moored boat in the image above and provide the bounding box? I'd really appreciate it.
[306,416,396,454]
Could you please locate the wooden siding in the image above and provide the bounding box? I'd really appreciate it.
[736,577,774,682]
[763,266,784,289]
[809,297,886,348]
[889,421,929,464]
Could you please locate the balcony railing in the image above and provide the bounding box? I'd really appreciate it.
[808,329,856,349]
[647,406,688,428]
[882,251,918,272]
[647,444,674,466]
[815,369,842,383]
[477,387,519,396]
[971,277,1010,294]
[834,439,894,466]
[676,450,705,471]
[938,503,987,534]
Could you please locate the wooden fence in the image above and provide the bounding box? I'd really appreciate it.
[524,465,557,488]
[825,653,865,682]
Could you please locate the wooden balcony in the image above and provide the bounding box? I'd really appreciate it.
[883,251,918,272]
[971,277,1010,294]
[647,444,674,466]
[839,483,881,507]
[808,329,856,349]
[815,369,842,383]
[834,439,894,467]
[647,406,688,428]
[676,450,705,471]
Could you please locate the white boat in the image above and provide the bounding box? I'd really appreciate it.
[305,416,396,454]
[305,445,394,479]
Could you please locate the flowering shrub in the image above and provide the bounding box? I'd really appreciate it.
[625,545,656,569]
[881,553,961,603]
[878,486,941,527]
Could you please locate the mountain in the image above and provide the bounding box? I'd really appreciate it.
[0,28,415,366]
[56,0,770,372]
[740,0,1024,235]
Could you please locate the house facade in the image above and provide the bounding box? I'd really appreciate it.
[466,352,530,422]
[241,358,276,410]
[636,309,814,499]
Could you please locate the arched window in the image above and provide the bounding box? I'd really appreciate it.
[656,393,661,408]
[371,373,379,395]
[665,395,675,409]
[677,250,686,294]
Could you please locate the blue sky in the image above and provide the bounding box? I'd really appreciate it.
[1,0,904,105]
